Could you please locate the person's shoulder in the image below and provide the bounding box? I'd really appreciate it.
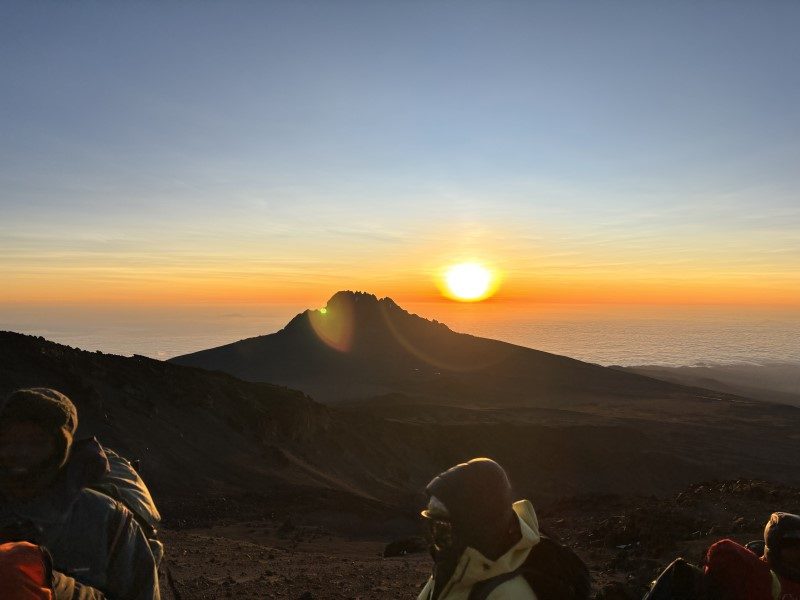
[487,573,537,600]
[705,537,769,582]
[707,538,760,563]
[71,487,127,522]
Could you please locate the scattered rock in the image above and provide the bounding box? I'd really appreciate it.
[383,536,426,557]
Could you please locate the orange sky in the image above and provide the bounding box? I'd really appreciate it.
[4,264,798,308]
[3,3,800,313]
[3,215,798,308]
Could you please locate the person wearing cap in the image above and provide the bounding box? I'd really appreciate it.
[704,512,800,600]
[0,388,160,600]
[417,457,542,600]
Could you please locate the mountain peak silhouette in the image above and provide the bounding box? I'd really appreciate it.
[283,290,448,340]
[172,290,696,406]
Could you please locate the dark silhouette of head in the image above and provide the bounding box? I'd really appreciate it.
[422,457,520,561]
[764,512,800,581]
[0,388,78,499]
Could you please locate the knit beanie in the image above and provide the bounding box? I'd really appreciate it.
[0,388,78,471]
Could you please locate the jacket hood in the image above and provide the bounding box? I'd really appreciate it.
[423,499,541,599]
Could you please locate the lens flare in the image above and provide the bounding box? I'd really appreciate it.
[309,299,353,352]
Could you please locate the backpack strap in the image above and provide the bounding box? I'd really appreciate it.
[468,571,521,600]
[106,504,132,568]
[770,570,781,600]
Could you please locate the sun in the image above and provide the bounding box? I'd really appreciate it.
[443,263,495,302]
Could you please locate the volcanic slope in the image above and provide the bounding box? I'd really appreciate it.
[173,291,743,412]
[0,330,437,508]
[6,327,800,505]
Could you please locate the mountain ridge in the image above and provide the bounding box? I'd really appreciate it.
[170,290,736,407]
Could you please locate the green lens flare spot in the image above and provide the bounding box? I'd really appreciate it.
[319,307,327,314]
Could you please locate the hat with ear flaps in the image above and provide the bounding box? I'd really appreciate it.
[0,388,79,470]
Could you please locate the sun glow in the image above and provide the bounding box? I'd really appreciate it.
[443,263,496,302]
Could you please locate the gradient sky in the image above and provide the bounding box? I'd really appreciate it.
[2,1,799,308]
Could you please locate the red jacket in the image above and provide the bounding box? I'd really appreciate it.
[0,541,52,600]
[705,539,800,600]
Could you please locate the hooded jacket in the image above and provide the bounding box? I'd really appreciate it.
[417,499,541,600]
[0,389,159,600]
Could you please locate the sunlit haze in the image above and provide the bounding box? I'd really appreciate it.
[1,2,799,361]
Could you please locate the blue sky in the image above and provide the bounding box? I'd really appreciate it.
[1,1,799,305]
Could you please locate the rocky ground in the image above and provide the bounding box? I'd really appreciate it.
[157,479,800,599]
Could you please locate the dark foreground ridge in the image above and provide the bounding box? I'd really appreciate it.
[6,328,800,505]
[5,324,800,598]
